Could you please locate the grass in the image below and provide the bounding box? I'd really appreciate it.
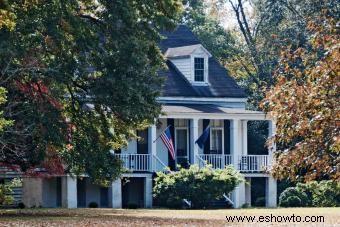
[0,207,339,226]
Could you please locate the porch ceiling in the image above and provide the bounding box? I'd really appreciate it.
[160,104,271,120]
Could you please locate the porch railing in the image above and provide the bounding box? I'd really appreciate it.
[115,154,151,172]
[238,155,269,172]
[198,154,232,169]
[115,153,270,173]
[198,154,270,172]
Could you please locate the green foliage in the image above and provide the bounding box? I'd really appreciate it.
[0,0,182,183]
[285,196,302,207]
[0,178,21,205]
[0,87,13,132]
[296,181,340,207]
[279,181,340,207]
[153,165,243,208]
[279,187,310,207]
[181,0,237,62]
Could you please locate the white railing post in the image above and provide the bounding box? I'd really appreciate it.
[115,154,151,172]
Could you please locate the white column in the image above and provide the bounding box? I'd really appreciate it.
[148,125,157,156]
[144,175,153,208]
[149,124,157,171]
[266,176,277,207]
[245,178,251,206]
[111,179,122,208]
[230,119,242,169]
[241,120,248,155]
[190,118,199,165]
[268,120,276,165]
[61,176,77,208]
[233,181,246,208]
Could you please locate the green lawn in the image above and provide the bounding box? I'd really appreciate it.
[0,208,339,226]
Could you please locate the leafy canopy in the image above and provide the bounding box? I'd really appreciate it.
[0,0,182,185]
[262,10,339,182]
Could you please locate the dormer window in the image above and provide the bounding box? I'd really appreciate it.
[194,58,204,82]
[164,44,212,85]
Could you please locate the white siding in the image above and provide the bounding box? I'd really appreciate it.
[170,58,192,81]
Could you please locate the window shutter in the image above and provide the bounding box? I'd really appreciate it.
[224,120,230,154]
[203,119,210,154]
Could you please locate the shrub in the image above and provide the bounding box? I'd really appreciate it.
[279,180,340,207]
[153,165,243,209]
[88,202,98,208]
[297,181,340,207]
[285,196,302,207]
[0,178,21,205]
[279,187,310,207]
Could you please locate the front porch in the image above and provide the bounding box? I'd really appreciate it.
[115,104,276,175]
[114,153,271,173]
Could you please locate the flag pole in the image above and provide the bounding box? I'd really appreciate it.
[152,125,171,143]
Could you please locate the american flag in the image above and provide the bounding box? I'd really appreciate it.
[160,126,175,160]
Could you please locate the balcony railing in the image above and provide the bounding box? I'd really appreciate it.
[115,153,270,173]
[198,154,270,172]
[115,154,151,172]
[198,154,232,169]
[238,155,269,172]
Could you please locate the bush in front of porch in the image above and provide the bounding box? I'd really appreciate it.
[153,165,243,209]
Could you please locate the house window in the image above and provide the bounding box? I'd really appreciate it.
[194,57,204,82]
[210,129,223,154]
[175,128,189,167]
[210,120,223,154]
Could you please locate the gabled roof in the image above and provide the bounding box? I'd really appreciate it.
[159,25,246,98]
[164,44,212,59]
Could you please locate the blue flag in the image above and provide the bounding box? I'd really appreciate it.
[195,126,210,149]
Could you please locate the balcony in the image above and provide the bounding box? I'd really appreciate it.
[115,153,270,173]
[198,154,270,173]
[115,154,151,172]
[198,154,232,169]
[238,155,269,173]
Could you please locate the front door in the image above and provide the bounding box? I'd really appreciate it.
[175,128,189,167]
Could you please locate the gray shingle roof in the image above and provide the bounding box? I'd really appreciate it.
[159,25,246,98]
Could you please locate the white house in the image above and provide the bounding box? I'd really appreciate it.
[22,25,277,209]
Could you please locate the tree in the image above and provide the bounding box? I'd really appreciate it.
[0,87,12,132]
[262,11,339,182]
[0,0,182,185]
[182,0,237,63]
